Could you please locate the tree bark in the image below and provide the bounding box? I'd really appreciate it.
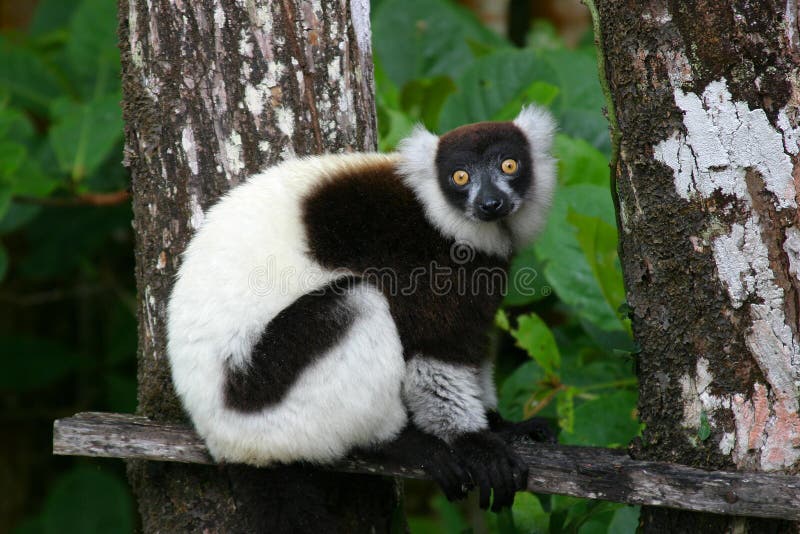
[118,0,401,531]
[592,0,800,531]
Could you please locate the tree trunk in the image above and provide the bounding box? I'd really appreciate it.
[118,0,401,531]
[592,0,800,531]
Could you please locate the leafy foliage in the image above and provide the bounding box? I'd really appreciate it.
[1,1,135,532]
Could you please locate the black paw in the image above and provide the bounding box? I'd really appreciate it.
[419,446,471,502]
[452,431,529,512]
[502,417,557,444]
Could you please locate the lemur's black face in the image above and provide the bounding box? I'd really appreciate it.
[435,122,533,222]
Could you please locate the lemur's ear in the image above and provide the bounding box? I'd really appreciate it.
[397,124,439,185]
[506,106,558,250]
[512,105,556,154]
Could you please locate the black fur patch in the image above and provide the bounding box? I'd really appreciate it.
[224,277,361,412]
[435,122,533,215]
[302,160,508,366]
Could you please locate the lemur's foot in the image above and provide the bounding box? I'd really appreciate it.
[451,431,529,512]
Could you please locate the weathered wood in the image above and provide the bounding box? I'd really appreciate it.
[54,412,800,521]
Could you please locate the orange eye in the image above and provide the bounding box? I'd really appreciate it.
[501,159,518,174]
[452,170,470,186]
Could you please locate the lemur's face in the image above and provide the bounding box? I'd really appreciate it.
[435,122,533,222]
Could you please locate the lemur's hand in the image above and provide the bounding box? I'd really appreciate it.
[487,410,557,444]
[367,424,470,502]
[451,431,529,512]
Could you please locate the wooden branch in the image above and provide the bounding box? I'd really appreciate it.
[53,412,800,520]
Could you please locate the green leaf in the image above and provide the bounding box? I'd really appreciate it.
[0,202,41,234]
[511,492,549,533]
[29,0,81,37]
[511,313,560,377]
[0,35,63,116]
[560,390,639,447]
[0,336,80,391]
[608,506,640,534]
[495,309,510,331]
[399,76,457,131]
[0,141,26,177]
[40,467,133,534]
[498,360,544,421]
[438,48,609,152]
[505,240,550,307]
[553,134,609,187]
[556,386,577,433]
[698,411,711,441]
[534,184,627,343]
[65,0,121,99]
[491,81,559,122]
[372,0,508,88]
[377,107,415,152]
[49,92,123,181]
[567,209,629,335]
[0,104,36,141]
[9,158,61,197]
[438,49,544,131]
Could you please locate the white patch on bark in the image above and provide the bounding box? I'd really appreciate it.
[224,131,245,176]
[244,82,266,117]
[350,0,373,54]
[656,80,796,209]
[275,107,295,137]
[786,0,799,50]
[656,78,800,470]
[238,28,253,57]
[189,194,205,230]
[181,126,199,175]
[214,4,226,27]
[784,226,800,282]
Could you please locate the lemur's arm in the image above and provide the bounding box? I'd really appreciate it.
[402,356,528,512]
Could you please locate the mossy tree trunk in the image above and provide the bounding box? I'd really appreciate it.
[118,0,401,531]
[593,0,800,531]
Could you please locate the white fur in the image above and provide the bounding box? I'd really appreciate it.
[508,106,558,248]
[168,153,407,465]
[479,359,499,409]
[403,357,488,442]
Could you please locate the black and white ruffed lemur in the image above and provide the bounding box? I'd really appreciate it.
[167,106,557,511]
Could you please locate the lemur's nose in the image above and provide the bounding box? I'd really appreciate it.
[479,198,504,215]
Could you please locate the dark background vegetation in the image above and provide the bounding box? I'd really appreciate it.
[1,0,640,531]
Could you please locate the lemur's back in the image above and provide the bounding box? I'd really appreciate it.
[167,152,410,465]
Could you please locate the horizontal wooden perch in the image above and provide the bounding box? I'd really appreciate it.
[53,412,800,520]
